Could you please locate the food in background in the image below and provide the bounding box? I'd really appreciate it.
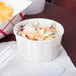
[0,2,13,23]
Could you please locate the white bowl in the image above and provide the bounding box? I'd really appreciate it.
[0,0,32,39]
[14,18,64,63]
[26,0,45,15]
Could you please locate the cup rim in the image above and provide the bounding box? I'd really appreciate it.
[14,18,64,43]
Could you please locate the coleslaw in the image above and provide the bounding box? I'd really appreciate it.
[18,21,59,41]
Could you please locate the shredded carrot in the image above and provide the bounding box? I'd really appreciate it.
[50,29,57,32]
[44,27,51,31]
[28,37,35,40]
[38,26,57,32]
[22,32,40,36]
[43,37,46,40]
[38,26,44,29]
[28,37,38,40]
[34,38,38,41]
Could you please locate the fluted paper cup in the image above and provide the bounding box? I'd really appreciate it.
[14,18,64,63]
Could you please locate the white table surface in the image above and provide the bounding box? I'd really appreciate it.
[0,41,76,76]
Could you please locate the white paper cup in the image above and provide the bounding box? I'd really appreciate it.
[26,0,45,15]
[14,18,64,63]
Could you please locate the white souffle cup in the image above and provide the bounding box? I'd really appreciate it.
[14,18,64,63]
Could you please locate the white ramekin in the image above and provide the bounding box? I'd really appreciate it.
[14,18,64,63]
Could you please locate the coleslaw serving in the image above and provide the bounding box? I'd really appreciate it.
[18,21,59,41]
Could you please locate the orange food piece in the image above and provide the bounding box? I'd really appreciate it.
[28,37,38,41]
[0,2,13,23]
[28,37,35,40]
[0,2,5,6]
[43,37,46,40]
[22,32,40,37]
[44,27,51,31]
[50,29,57,32]
[38,26,57,32]
[38,26,44,29]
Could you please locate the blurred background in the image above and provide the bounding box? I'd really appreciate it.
[46,0,76,13]
[46,0,51,2]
